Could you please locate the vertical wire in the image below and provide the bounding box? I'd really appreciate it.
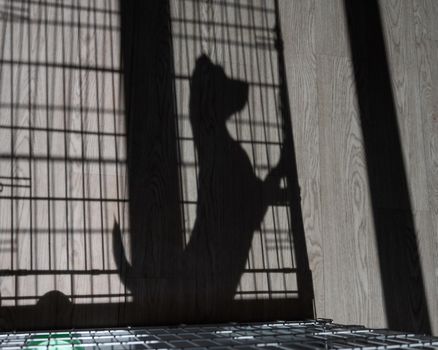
[261,0,291,294]
[76,0,88,270]
[208,0,216,60]
[49,0,61,284]
[66,0,77,294]
[9,0,15,273]
[27,0,33,271]
[235,0,269,298]
[32,0,44,295]
[91,0,105,270]
[181,1,200,243]
[110,2,132,306]
[258,0,282,280]
[14,0,28,301]
[99,0,111,300]
[195,0,204,55]
[171,0,187,249]
[180,0,189,245]
[270,0,296,281]
[107,0,121,235]
[275,0,308,294]
[248,0,276,297]
[119,3,128,254]
[43,0,52,271]
[224,2,240,139]
[107,0,124,307]
[83,0,94,301]
[103,0,115,301]
[0,0,10,278]
[83,0,91,276]
[176,1,187,248]
[59,0,73,297]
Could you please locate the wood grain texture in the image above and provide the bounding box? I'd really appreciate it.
[279,0,315,56]
[284,53,324,316]
[279,0,438,333]
[314,0,349,57]
[413,0,438,41]
[413,0,438,333]
[0,0,437,333]
[316,54,377,326]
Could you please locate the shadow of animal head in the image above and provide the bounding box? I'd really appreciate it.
[190,55,248,137]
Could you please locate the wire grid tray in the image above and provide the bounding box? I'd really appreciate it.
[0,320,437,350]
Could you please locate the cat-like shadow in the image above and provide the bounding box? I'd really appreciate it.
[113,54,287,310]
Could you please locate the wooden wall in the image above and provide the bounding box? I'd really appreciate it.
[0,0,436,334]
[280,0,438,334]
[0,0,315,329]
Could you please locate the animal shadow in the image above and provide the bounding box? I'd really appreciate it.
[113,54,288,310]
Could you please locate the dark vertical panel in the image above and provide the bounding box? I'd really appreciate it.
[117,0,184,321]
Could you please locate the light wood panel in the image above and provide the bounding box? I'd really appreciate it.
[317,55,378,326]
[284,52,325,318]
[413,0,438,333]
[280,0,438,334]
[314,0,349,57]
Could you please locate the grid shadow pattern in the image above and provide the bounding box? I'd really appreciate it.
[0,0,130,306]
[0,0,313,326]
[170,0,298,300]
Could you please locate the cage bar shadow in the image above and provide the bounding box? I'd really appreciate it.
[344,0,431,334]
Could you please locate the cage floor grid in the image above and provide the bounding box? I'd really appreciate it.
[0,320,437,350]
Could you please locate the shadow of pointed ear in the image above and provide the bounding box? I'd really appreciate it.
[112,218,133,289]
[196,53,212,66]
[192,54,213,82]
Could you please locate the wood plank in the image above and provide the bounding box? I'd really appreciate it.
[317,54,377,326]
[315,0,349,57]
[279,0,315,56]
[413,0,438,334]
[413,0,438,41]
[281,50,324,315]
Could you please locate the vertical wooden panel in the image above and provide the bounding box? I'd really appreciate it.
[279,0,315,56]
[314,0,349,57]
[413,0,438,333]
[317,54,379,326]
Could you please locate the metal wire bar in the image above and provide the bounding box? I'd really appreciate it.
[0,320,437,350]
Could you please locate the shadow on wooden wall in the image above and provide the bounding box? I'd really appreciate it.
[0,0,314,329]
[112,0,315,325]
[344,0,431,334]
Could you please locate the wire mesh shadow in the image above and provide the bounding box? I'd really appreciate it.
[0,0,314,329]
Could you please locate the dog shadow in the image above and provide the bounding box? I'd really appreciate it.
[113,54,288,312]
